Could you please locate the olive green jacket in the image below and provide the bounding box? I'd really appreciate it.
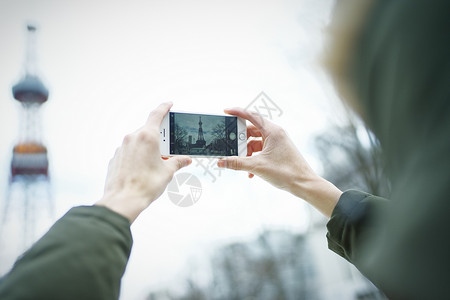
[0,206,132,300]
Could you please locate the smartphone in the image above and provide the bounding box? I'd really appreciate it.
[160,111,247,157]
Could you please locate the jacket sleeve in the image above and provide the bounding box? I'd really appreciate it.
[0,205,133,300]
[326,190,388,264]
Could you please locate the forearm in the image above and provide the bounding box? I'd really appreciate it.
[326,190,389,261]
[96,191,149,223]
[0,206,132,300]
[288,174,342,218]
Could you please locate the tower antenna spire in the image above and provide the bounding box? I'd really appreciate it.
[25,24,38,77]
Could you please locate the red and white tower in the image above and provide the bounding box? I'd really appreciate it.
[1,25,53,256]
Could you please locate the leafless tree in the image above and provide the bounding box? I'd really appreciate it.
[174,123,188,152]
[147,230,316,300]
[314,114,390,198]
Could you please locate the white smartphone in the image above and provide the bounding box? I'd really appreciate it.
[160,111,247,157]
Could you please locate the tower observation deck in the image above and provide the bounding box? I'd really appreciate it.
[11,25,49,178]
[1,25,53,264]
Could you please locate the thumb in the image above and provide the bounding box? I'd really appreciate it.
[217,156,253,171]
[166,155,192,172]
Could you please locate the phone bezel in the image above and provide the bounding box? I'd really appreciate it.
[160,110,247,157]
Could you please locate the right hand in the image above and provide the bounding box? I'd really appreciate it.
[217,107,342,217]
[217,107,318,194]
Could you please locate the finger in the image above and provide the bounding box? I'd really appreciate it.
[145,102,173,129]
[247,140,263,156]
[104,147,122,191]
[106,151,118,175]
[165,155,192,172]
[224,107,271,136]
[110,146,123,168]
[247,124,262,138]
[217,156,254,171]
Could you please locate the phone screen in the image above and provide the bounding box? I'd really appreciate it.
[170,112,238,156]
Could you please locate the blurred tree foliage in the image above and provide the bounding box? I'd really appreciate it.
[314,115,390,198]
[147,230,318,300]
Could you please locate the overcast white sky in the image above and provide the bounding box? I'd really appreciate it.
[0,0,349,298]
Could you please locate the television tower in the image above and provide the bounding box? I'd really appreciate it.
[1,25,53,255]
[197,116,205,146]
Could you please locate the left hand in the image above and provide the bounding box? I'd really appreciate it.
[96,102,192,223]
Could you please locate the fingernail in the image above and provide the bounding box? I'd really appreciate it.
[185,158,192,166]
[217,160,226,168]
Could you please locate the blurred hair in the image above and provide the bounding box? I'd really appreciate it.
[322,0,375,118]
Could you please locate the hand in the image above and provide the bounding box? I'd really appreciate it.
[218,107,342,217]
[96,102,192,223]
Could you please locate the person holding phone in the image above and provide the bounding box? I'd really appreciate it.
[1,0,449,299]
[0,102,192,299]
[219,0,450,298]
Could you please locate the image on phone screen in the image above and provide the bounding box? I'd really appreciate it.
[169,112,238,156]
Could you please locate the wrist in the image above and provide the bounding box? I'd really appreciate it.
[289,173,342,218]
[95,192,149,223]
